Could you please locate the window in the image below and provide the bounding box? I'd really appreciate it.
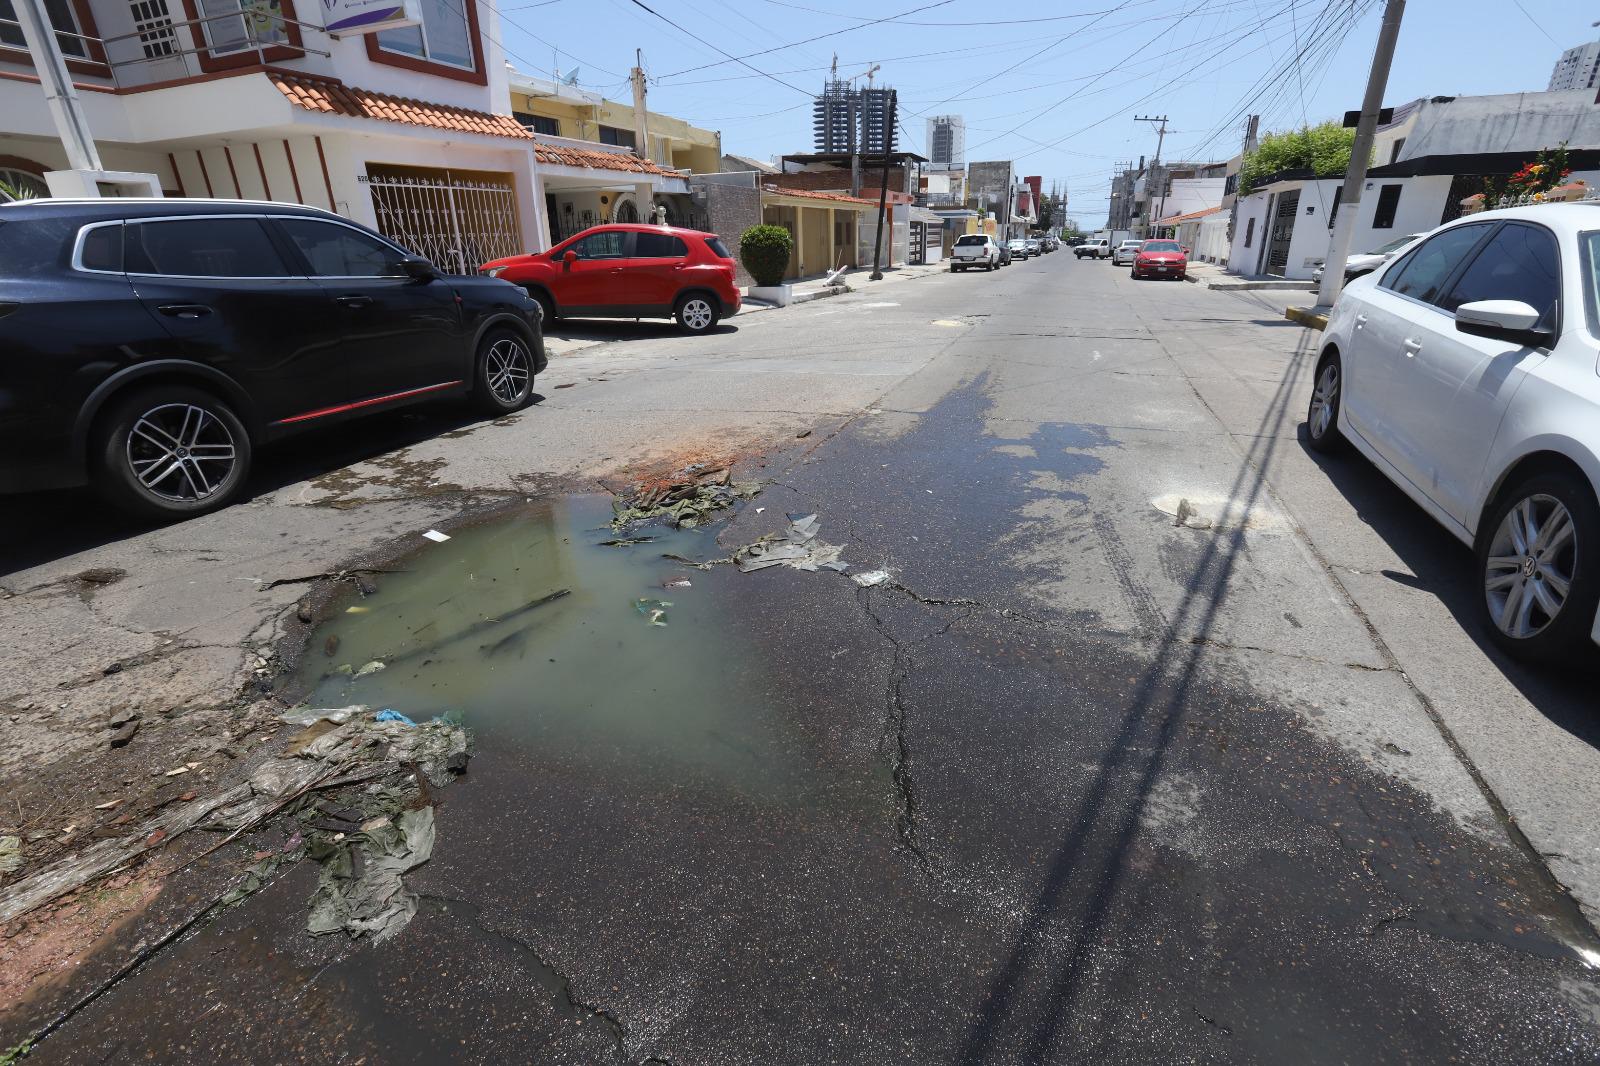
[197,0,287,56]
[128,0,177,58]
[78,224,122,271]
[1389,138,1406,164]
[567,231,628,259]
[124,218,291,277]
[598,125,636,149]
[0,167,47,201]
[1381,223,1490,307]
[1439,224,1559,328]
[634,232,686,258]
[0,0,87,57]
[1327,187,1342,231]
[514,111,559,137]
[955,234,987,247]
[1372,183,1403,229]
[378,0,473,70]
[1243,217,1255,248]
[276,218,402,277]
[705,236,731,258]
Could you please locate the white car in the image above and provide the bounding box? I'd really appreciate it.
[1309,204,1600,659]
[1111,239,1142,266]
[950,233,1000,272]
[1311,232,1425,284]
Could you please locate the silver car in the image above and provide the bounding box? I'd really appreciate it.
[1111,239,1142,266]
[1311,232,1425,284]
[1309,204,1600,660]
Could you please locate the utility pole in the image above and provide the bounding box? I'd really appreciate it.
[630,49,650,162]
[870,88,897,280]
[1134,115,1169,236]
[1316,0,1405,308]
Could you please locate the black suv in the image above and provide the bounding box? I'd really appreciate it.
[0,199,544,519]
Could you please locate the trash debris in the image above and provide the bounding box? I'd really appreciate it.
[734,513,849,574]
[164,766,190,777]
[354,660,386,678]
[662,578,692,589]
[306,806,434,944]
[611,464,762,530]
[346,606,370,614]
[852,570,891,587]
[375,709,417,727]
[0,835,20,877]
[422,529,451,543]
[281,705,364,727]
[635,598,673,626]
[796,429,812,439]
[93,799,123,811]
[599,536,655,547]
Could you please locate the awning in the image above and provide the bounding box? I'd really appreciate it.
[1153,205,1223,226]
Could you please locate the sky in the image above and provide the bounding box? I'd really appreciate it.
[485,0,1597,228]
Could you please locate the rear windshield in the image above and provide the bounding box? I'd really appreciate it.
[955,235,987,246]
[705,236,731,258]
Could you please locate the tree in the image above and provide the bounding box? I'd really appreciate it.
[738,224,794,287]
[1237,121,1359,196]
[1037,197,1055,232]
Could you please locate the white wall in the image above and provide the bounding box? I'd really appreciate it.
[1227,191,1272,274]
[1159,177,1225,219]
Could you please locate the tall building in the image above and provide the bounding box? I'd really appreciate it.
[812,79,898,154]
[927,115,965,166]
[1549,39,1600,91]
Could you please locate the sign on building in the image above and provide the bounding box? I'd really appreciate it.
[322,0,419,36]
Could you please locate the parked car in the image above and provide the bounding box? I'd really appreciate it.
[482,223,740,334]
[1075,238,1110,259]
[1025,238,1042,257]
[1065,237,1086,247]
[1308,204,1600,660]
[1130,239,1189,280]
[0,198,543,519]
[1007,239,1030,260]
[997,241,1013,266]
[950,233,1001,272]
[1111,239,1143,266]
[1311,232,1426,284]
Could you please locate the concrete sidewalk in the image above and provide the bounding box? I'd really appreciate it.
[741,260,951,312]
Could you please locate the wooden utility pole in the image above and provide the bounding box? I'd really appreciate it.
[630,49,650,161]
[1316,0,1406,308]
[1134,115,1170,235]
[870,89,897,280]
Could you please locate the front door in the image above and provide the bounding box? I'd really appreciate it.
[124,215,338,425]
[558,229,633,310]
[1264,190,1299,276]
[270,216,464,409]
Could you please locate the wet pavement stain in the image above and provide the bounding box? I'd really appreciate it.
[22,380,1600,1064]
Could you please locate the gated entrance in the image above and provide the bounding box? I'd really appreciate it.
[363,165,522,274]
[1264,190,1300,276]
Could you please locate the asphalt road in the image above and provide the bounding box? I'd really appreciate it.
[9,253,1600,1063]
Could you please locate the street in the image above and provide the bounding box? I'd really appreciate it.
[4,253,1600,1062]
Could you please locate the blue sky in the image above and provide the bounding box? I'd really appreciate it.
[489,0,1594,227]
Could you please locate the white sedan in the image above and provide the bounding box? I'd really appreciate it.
[1309,204,1600,660]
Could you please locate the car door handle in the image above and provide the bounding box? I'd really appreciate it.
[1354,313,1367,329]
[334,295,373,309]
[158,303,211,319]
[1403,338,1422,356]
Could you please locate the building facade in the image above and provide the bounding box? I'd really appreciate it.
[926,115,964,167]
[1549,39,1600,92]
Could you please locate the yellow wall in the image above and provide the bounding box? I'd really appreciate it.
[509,88,720,171]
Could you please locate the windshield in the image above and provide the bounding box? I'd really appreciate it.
[1143,241,1181,252]
[1369,234,1422,256]
[956,235,986,246]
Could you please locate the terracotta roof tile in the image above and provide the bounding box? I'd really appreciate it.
[760,185,877,206]
[270,72,533,141]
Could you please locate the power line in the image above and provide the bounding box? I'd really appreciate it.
[625,0,814,95]
[754,0,1167,27]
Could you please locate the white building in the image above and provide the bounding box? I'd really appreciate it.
[926,115,964,167]
[0,0,684,266]
[1549,39,1600,92]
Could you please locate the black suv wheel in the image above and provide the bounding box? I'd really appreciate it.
[473,328,536,414]
[92,385,252,520]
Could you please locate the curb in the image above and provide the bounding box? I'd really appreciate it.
[1208,280,1317,292]
[1285,305,1330,330]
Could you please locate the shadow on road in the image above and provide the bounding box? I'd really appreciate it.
[1,398,542,578]
[543,319,738,344]
[1297,429,1599,749]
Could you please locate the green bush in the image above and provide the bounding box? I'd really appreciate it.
[738,224,793,287]
[1238,121,1361,196]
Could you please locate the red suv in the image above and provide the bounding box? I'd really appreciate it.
[481,224,741,334]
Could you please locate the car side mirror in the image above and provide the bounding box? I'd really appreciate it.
[398,256,436,281]
[1454,300,1550,347]
[563,250,578,271]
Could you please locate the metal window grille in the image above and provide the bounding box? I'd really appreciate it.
[129,0,177,58]
[364,170,521,274]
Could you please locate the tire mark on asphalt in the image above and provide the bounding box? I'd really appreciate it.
[1091,511,1167,639]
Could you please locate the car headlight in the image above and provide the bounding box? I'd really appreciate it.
[483,265,506,278]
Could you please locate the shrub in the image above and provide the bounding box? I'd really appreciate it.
[739,224,793,287]
[1238,121,1359,196]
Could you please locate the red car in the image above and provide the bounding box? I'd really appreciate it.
[481,224,741,334]
[1130,239,1188,280]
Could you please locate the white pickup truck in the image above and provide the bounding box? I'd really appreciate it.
[1074,238,1110,259]
[950,233,1001,272]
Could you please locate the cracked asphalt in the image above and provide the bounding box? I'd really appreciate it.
[8,253,1600,1063]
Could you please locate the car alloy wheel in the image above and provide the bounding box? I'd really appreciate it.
[485,336,531,406]
[125,402,239,503]
[1484,493,1576,640]
[1305,354,1345,453]
[677,296,716,333]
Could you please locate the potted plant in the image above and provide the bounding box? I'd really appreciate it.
[739,224,794,305]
